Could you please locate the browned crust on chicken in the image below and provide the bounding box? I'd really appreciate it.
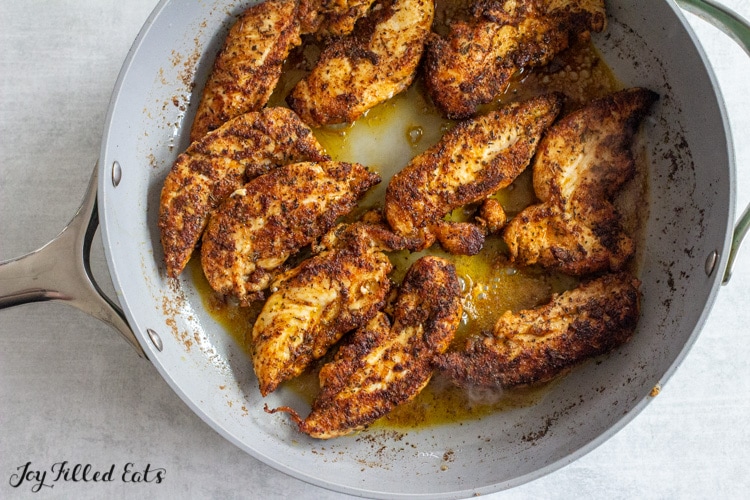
[424,0,606,119]
[287,0,434,126]
[476,198,508,235]
[503,202,634,274]
[159,108,330,278]
[299,0,379,36]
[268,256,462,438]
[503,88,658,275]
[314,215,424,254]
[384,93,563,250]
[432,221,486,256]
[298,0,321,33]
[189,0,301,142]
[532,87,656,205]
[435,272,640,389]
[200,161,380,304]
[251,227,393,396]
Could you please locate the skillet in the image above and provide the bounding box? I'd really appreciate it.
[1,1,750,498]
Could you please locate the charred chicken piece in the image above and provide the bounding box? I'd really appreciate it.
[384,93,563,252]
[250,222,394,396]
[267,256,462,438]
[189,0,301,142]
[287,0,434,126]
[435,272,640,389]
[503,87,658,275]
[200,161,379,304]
[159,107,329,278]
[424,0,606,119]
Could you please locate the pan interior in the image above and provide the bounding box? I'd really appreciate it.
[99,0,732,497]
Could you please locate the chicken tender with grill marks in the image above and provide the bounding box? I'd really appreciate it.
[503,88,658,275]
[200,161,379,305]
[299,0,378,36]
[189,0,301,142]
[250,222,394,396]
[435,272,640,389]
[159,108,329,278]
[424,0,606,119]
[287,0,434,127]
[267,256,462,438]
[384,93,563,252]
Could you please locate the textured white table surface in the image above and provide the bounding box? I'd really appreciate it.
[1,1,749,498]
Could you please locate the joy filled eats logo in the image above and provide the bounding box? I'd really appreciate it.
[9,461,165,492]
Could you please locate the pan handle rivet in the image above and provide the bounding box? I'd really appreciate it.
[147,328,164,352]
[705,250,719,277]
[112,160,122,187]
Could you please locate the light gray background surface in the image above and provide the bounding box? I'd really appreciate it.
[1,1,749,498]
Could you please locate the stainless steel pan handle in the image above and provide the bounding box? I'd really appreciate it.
[676,0,750,284]
[0,164,146,358]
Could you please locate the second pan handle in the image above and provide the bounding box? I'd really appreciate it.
[676,0,750,284]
